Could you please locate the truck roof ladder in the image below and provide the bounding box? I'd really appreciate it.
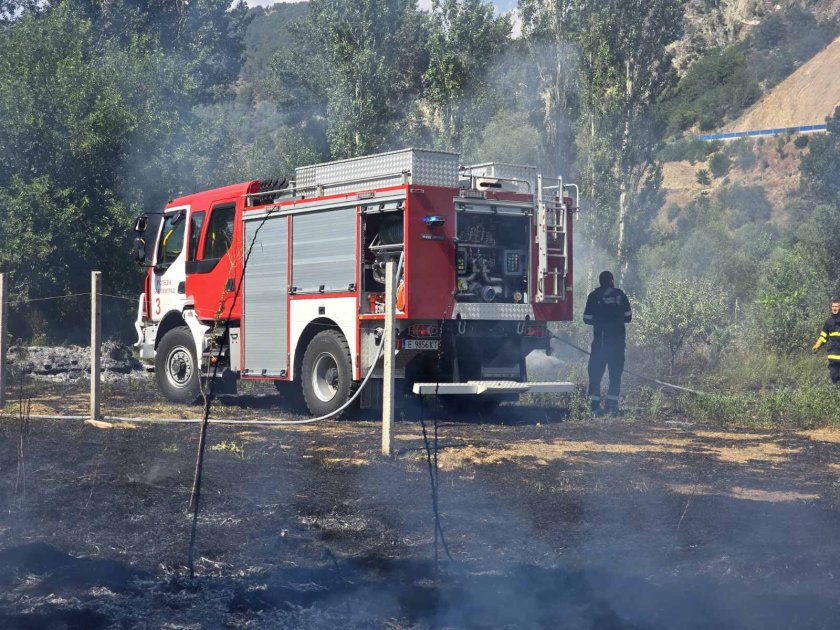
[536,174,568,303]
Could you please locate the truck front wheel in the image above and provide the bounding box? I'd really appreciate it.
[156,327,201,403]
[301,330,355,417]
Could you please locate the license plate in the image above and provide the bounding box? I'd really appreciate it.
[403,339,439,350]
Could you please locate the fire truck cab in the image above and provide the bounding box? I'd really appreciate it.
[133,149,577,415]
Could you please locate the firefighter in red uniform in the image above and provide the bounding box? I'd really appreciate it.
[583,271,632,415]
[812,298,840,383]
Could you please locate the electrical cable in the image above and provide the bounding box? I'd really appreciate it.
[7,292,90,305]
[416,301,455,568]
[100,293,140,302]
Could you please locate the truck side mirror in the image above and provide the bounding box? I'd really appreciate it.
[133,215,149,233]
[132,237,146,265]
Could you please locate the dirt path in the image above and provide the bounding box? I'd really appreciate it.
[1,398,839,628]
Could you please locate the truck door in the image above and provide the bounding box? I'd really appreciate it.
[150,206,189,321]
[187,201,240,321]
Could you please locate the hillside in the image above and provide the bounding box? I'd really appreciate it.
[724,36,840,130]
[661,31,840,226]
[660,135,807,226]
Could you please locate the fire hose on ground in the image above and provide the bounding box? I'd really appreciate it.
[549,333,707,396]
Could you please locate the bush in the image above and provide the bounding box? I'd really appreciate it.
[665,47,760,134]
[660,138,719,164]
[634,275,730,375]
[682,386,840,429]
[717,185,772,224]
[756,245,827,353]
[794,134,809,149]
[728,138,756,170]
[696,169,711,185]
[708,152,731,178]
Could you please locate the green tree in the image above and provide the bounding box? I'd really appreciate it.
[517,0,681,292]
[0,3,251,340]
[66,0,251,101]
[518,0,584,177]
[423,0,511,152]
[756,244,828,353]
[274,0,429,159]
[801,108,840,207]
[635,275,729,374]
[471,110,542,165]
[708,152,731,178]
[575,0,682,279]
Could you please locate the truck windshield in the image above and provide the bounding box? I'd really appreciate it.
[157,212,186,267]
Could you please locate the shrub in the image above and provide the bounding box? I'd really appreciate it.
[729,138,756,170]
[696,169,711,185]
[634,275,730,375]
[708,152,731,178]
[660,138,719,164]
[717,185,772,224]
[682,386,840,429]
[794,134,809,149]
[756,245,827,353]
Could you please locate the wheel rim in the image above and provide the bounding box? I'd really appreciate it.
[311,352,340,402]
[165,346,194,390]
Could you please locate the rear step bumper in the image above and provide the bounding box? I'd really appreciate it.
[412,381,576,395]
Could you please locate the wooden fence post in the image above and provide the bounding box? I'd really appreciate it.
[0,273,7,410]
[90,271,101,420]
[381,259,396,457]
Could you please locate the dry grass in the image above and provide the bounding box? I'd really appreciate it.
[692,430,770,441]
[667,483,819,503]
[435,429,805,472]
[800,428,840,444]
[708,443,801,464]
[85,419,138,430]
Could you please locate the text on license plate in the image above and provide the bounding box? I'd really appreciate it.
[402,339,439,350]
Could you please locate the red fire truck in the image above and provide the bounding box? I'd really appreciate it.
[132,149,577,415]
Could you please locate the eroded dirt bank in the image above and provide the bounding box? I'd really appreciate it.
[1,394,839,628]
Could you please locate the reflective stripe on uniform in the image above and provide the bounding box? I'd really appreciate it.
[829,332,840,337]
[589,395,601,401]
[583,314,594,321]
[624,311,631,316]
[827,355,840,360]
[605,394,619,401]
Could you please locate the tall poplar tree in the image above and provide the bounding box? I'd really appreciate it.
[423,0,511,152]
[276,0,429,159]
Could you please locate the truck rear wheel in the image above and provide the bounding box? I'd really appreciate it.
[301,330,355,417]
[156,327,201,404]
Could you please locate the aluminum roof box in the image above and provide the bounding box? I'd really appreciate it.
[294,148,459,195]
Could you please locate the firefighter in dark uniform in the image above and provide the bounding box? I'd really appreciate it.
[583,271,632,414]
[812,298,840,384]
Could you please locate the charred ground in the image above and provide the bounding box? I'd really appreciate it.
[1,378,839,628]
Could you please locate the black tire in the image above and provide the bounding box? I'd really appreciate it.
[438,395,502,417]
[155,327,201,404]
[273,379,306,411]
[301,330,355,417]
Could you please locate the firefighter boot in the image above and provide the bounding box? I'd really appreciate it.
[589,396,602,415]
[605,396,621,417]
